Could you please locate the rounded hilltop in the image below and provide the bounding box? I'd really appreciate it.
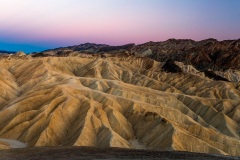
[15,51,26,57]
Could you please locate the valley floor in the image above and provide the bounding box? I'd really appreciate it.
[0,147,239,160]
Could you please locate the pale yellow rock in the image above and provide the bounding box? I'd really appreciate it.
[0,57,239,156]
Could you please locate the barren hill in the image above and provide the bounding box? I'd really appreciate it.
[0,53,240,156]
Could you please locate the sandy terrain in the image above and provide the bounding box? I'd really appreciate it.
[0,138,27,149]
[0,56,239,156]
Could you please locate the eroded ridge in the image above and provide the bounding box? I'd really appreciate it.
[0,57,240,156]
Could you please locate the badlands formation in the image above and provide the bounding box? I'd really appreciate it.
[0,39,240,157]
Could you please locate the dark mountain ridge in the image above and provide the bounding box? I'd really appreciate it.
[0,50,16,54]
[2,39,240,76]
[32,38,240,71]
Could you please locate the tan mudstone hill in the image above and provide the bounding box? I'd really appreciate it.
[0,56,239,156]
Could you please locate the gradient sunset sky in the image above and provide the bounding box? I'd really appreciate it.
[0,0,240,53]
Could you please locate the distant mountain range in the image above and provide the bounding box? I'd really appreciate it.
[2,38,240,71]
[0,50,16,54]
[31,38,240,71]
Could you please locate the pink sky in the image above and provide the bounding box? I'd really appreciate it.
[0,0,240,52]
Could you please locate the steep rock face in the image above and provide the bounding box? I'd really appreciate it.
[0,57,240,156]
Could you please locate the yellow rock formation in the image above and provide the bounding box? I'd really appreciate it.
[0,57,239,156]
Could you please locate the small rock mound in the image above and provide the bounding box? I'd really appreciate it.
[15,51,26,57]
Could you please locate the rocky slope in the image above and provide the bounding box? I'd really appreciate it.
[0,55,240,156]
[136,39,240,70]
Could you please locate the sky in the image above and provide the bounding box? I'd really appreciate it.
[0,0,240,53]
